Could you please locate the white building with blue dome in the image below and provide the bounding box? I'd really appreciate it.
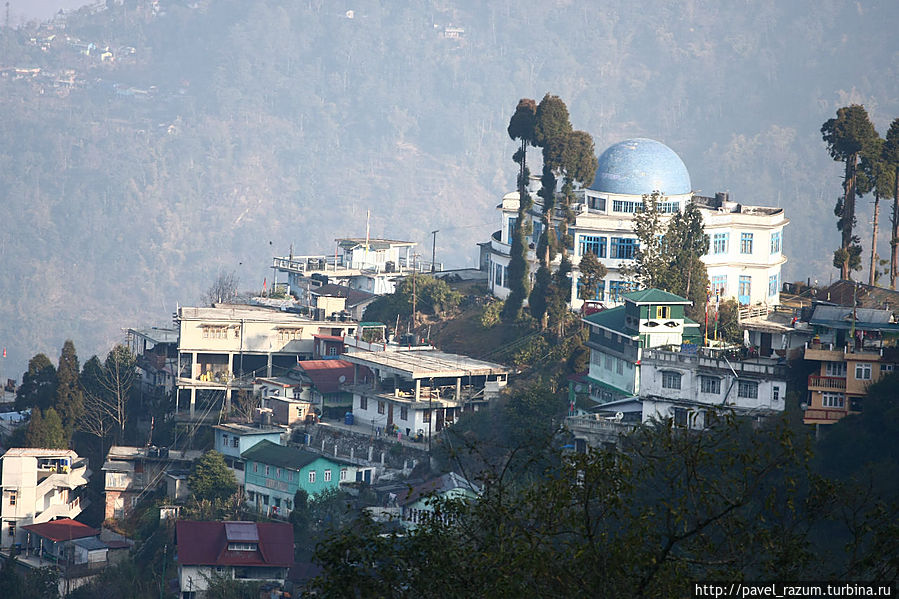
[481,137,789,310]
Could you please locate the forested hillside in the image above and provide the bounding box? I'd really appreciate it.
[1,0,897,376]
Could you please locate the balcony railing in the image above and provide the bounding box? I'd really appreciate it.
[802,408,848,423]
[807,375,846,390]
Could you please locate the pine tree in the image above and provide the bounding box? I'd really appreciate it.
[15,354,57,412]
[859,137,895,286]
[502,98,537,322]
[882,118,899,289]
[821,105,879,280]
[55,340,84,439]
[24,408,67,449]
[577,251,607,301]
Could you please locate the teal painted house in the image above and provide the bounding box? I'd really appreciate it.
[241,440,354,518]
[579,289,700,403]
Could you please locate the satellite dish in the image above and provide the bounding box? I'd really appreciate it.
[615,412,624,422]
[338,375,346,384]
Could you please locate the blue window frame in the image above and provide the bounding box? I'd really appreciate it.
[579,235,606,258]
[770,231,782,254]
[768,273,779,297]
[738,275,751,304]
[610,237,636,260]
[740,232,753,254]
[506,217,518,243]
[612,199,638,213]
[710,275,727,297]
[609,280,633,302]
[712,233,728,254]
[577,278,605,301]
[494,263,503,288]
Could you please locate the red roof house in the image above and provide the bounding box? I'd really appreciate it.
[175,521,293,595]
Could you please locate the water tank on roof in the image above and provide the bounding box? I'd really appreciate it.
[344,412,354,426]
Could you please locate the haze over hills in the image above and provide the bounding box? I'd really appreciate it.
[1,0,898,378]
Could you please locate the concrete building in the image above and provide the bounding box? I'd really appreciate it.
[481,138,788,310]
[802,304,899,426]
[102,446,203,520]
[174,305,356,419]
[341,347,511,439]
[0,448,90,549]
[271,237,435,298]
[125,326,178,399]
[581,289,701,403]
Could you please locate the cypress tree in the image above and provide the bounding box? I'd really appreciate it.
[55,340,84,439]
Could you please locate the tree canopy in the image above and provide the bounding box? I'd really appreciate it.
[187,450,238,502]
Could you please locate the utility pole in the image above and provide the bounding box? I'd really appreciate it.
[411,253,419,326]
[430,230,439,273]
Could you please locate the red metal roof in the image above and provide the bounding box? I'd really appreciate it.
[175,521,294,567]
[295,359,355,394]
[22,519,99,542]
[312,334,345,342]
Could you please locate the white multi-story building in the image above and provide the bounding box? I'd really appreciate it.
[175,305,356,419]
[0,448,90,549]
[481,138,789,309]
[271,237,432,298]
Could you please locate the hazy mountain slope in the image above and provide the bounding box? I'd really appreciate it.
[1,0,897,377]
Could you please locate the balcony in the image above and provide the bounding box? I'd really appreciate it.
[807,375,846,391]
[802,408,848,425]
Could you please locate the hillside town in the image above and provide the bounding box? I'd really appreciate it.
[3,123,899,597]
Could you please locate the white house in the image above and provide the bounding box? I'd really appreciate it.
[174,304,356,419]
[341,347,511,439]
[481,138,789,309]
[0,448,90,549]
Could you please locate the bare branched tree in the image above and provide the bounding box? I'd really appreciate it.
[77,345,136,455]
[203,269,240,306]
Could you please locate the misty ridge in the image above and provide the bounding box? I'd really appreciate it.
[0,0,897,375]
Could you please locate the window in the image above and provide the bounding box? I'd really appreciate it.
[377,401,385,415]
[423,410,431,423]
[712,233,729,254]
[309,470,316,483]
[773,386,780,403]
[662,371,682,390]
[400,406,408,421]
[278,328,303,343]
[825,362,847,377]
[264,466,270,476]
[7,522,14,538]
[605,354,613,370]
[288,471,294,481]
[359,396,368,410]
[674,408,688,427]
[609,280,633,302]
[739,276,751,300]
[881,364,895,372]
[276,468,281,479]
[579,235,607,258]
[8,492,16,506]
[588,195,606,211]
[202,325,228,339]
[612,199,639,213]
[232,437,239,448]
[700,376,721,394]
[855,363,872,380]
[577,278,605,301]
[616,358,623,375]
[740,232,753,254]
[228,542,258,551]
[658,201,679,213]
[770,231,782,254]
[494,263,504,288]
[737,380,758,399]
[328,346,339,356]
[324,469,332,482]
[710,275,727,297]
[253,463,258,473]
[768,274,779,297]
[340,468,348,481]
[507,217,517,243]
[822,392,845,408]
[656,306,670,319]
[610,237,636,260]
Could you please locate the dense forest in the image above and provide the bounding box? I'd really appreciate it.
[1,0,897,376]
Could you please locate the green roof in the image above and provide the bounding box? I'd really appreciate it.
[241,439,346,469]
[582,306,633,336]
[684,316,700,328]
[623,289,691,305]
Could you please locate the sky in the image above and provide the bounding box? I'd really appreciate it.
[6,0,89,26]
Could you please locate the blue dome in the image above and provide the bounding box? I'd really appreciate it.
[589,138,691,196]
